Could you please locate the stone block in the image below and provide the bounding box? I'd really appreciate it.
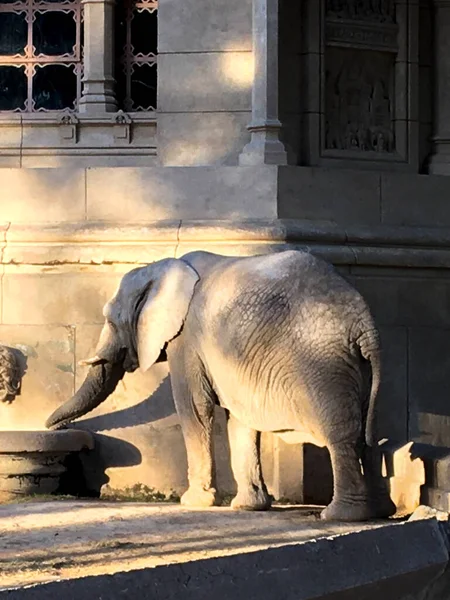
[87,166,277,220]
[381,442,425,515]
[0,325,75,430]
[4,222,177,266]
[377,327,408,442]
[0,168,86,223]
[157,111,251,167]
[158,53,252,113]
[277,167,381,225]
[408,328,450,445]
[349,275,450,328]
[2,265,130,326]
[158,0,251,53]
[381,173,450,228]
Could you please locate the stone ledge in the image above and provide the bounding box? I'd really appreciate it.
[4,219,450,268]
[0,430,94,453]
[2,517,448,600]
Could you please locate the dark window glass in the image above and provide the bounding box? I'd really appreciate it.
[0,66,27,110]
[130,9,157,55]
[33,11,77,56]
[0,13,27,55]
[130,62,156,110]
[33,64,77,110]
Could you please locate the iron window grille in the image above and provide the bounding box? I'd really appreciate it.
[115,0,157,112]
[0,0,83,112]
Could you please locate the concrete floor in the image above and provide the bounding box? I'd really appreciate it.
[0,501,389,590]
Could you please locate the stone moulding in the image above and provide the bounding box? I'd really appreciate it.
[3,220,450,269]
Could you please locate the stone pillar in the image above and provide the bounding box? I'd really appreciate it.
[429,0,450,175]
[239,0,289,165]
[79,0,117,114]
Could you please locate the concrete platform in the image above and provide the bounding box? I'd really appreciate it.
[0,502,449,599]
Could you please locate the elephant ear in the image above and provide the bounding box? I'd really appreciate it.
[137,259,200,373]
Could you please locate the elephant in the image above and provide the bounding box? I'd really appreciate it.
[46,250,396,522]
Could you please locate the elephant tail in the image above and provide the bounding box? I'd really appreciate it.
[354,325,381,447]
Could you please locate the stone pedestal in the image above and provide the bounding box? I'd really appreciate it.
[428,0,450,175]
[0,430,94,500]
[79,0,117,114]
[239,0,289,165]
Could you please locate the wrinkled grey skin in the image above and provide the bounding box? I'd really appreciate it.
[46,250,395,522]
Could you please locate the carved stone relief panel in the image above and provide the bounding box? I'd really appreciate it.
[324,0,398,156]
[326,0,395,23]
[325,48,395,153]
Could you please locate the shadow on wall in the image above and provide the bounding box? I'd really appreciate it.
[58,432,143,498]
[73,376,176,432]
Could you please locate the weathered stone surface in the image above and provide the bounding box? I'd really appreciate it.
[86,166,277,220]
[278,167,381,225]
[382,172,450,227]
[2,265,128,326]
[382,442,426,515]
[408,505,449,523]
[157,112,251,167]
[0,430,93,453]
[408,329,450,446]
[0,169,86,223]
[0,506,447,600]
[0,325,75,430]
[158,53,252,113]
[158,0,252,53]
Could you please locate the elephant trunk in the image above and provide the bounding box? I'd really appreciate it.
[45,361,126,430]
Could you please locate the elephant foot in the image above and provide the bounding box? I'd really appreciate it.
[181,486,218,508]
[231,485,272,511]
[320,498,373,522]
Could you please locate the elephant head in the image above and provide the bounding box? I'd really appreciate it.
[46,258,199,430]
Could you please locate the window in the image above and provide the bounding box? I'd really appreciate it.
[0,0,83,111]
[115,0,157,111]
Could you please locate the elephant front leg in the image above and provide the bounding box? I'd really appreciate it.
[228,414,272,511]
[170,364,218,508]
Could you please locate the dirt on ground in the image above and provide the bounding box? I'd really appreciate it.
[0,499,389,591]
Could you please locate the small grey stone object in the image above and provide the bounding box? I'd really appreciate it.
[0,346,21,403]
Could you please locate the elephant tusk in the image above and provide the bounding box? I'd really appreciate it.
[78,356,103,366]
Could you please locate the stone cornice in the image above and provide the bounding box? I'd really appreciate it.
[4,219,450,269]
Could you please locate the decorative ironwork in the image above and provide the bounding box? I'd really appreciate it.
[115,0,157,112]
[0,0,83,112]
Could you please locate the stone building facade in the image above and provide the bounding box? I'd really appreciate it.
[0,0,449,504]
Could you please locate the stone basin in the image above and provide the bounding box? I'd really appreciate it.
[0,430,94,501]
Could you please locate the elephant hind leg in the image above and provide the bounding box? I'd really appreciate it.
[228,414,272,511]
[361,444,396,519]
[321,442,373,522]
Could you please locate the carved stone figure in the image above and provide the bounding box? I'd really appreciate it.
[0,346,21,403]
[46,250,396,522]
[325,49,395,153]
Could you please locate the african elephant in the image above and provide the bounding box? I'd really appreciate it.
[46,250,395,522]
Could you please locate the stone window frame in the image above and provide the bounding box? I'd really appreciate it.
[0,0,158,165]
[0,0,83,113]
[301,0,420,172]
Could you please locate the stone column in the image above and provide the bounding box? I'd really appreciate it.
[78,0,117,114]
[429,0,450,175]
[239,0,289,165]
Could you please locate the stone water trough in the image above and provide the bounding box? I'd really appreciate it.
[0,430,94,501]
